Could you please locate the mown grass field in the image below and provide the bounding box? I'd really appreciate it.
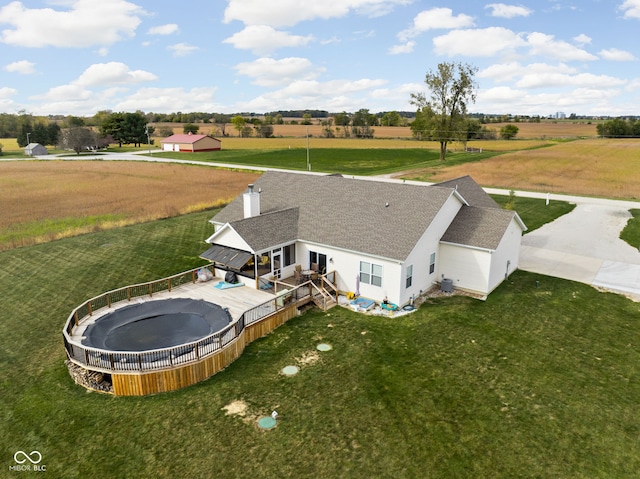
[2,209,639,478]
[0,161,259,250]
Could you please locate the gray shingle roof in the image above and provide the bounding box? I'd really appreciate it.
[441,206,517,250]
[212,171,458,261]
[434,175,501,209]
[229,207,299,252]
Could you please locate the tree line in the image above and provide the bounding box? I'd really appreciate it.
[596,118,640,137]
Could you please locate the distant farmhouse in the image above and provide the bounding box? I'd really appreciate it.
[24,143,48,156]
[201,171,526,306]
[160,133,221,152]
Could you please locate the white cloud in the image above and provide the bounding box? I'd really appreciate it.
[234,57,324,87]
[479,62,626,90]
[619,0,640,19]
[27,62,157,114]
[516,71,626,89]
[4,59,35,74]
[0,0,144,48]
[75,62,157,86]
[148,24,179,35]
[474,86,618,116]
[388,41,416,54]
[167,43,199,57]
[485,3,533,18]
[234,78,388,112]
[113,87,220,112]
[573,34,591,45]
[32,84,93,102]
[527,32,598,62]
[599,48,636,61]
[433,27,526,57]
[479,62,578,82]
[223,25,314,55]
[223,0,411,28]
[398,8,475,41]
[0,86,17,98]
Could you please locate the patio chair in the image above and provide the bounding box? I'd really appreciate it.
[311,262,319,272]
[294,270,302,284]
[295,264,302,272]
[311,272,319,284]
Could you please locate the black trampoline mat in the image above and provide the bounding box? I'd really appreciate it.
[82,298,231,352]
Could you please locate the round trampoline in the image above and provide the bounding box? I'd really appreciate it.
[82,298,232,351]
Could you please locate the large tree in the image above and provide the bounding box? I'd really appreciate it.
[99,111,151,147]
[231,115,247,137]
[410,62,478,161]
[59,127,97,154]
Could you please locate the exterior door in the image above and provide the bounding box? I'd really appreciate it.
[309,251,327,273]
[273,251,282,279]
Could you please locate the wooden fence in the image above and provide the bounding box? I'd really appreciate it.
[62,265,332,395]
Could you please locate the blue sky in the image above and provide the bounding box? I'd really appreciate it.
[1,0,639,116]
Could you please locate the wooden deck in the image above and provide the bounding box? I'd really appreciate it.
[70,276,276,342]
[63,266,339,395]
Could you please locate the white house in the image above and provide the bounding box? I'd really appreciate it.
[200,171,526,307]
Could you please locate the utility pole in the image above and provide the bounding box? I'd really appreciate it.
[306,126,310,171]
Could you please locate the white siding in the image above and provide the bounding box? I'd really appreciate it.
[439,244,491,294]
[398,193,464,305]
[487,217,522,293]
[297,242,403,305]
[206,225,253,253]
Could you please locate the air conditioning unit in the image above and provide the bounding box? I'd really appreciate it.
[440,278,453,293]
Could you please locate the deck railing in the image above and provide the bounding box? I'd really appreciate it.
[63,265,315,374]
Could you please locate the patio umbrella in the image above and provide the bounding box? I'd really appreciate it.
[355,274,360,296]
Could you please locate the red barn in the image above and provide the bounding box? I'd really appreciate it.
[160,133,221,152]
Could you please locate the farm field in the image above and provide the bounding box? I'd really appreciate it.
[404,138,640,200]
[0,161,259,250]
[150,119,599,141]
[2,210,639,478]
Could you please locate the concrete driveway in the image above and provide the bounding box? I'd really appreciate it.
[505,192,640,301]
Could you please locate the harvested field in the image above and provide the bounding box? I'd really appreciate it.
[0,160,259,250]
[150,120,599,141]
[405,138,640,200]
[490,121,598,138]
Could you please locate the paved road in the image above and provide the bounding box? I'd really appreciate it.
[10,153,640,300]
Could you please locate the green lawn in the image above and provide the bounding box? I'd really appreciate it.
[491,194,576,232]
[620,209,640,249]
[2,209,640,478]
[150,147,500,176]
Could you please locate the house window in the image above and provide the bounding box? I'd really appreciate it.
[406,265,413,288]
[360,261,383,287]
[283,244,295,267]
[429,253,436,274]
[256,251,271,277]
